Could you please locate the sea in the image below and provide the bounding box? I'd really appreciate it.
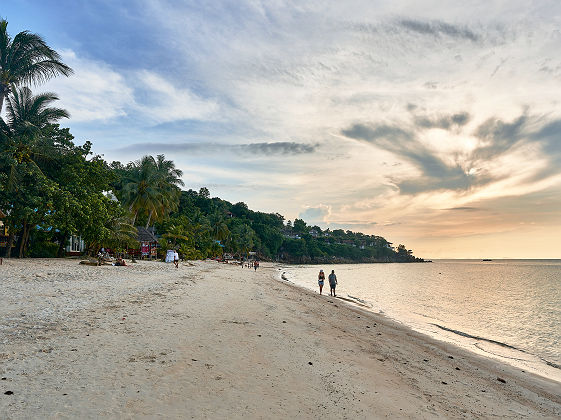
[278,259,561,382]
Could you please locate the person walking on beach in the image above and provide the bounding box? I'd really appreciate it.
[328,270,337,297]
[173,250,179,268]
[318,269,325,294]
[254,260,259,271]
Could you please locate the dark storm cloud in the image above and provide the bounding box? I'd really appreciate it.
[415,112,470,130]
[120,141,319,156]
[398,19,480,42]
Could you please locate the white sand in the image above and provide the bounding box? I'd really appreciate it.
[1,258,560,419]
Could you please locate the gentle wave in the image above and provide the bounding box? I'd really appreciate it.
[431,323,561,370]
[431,323,521,350]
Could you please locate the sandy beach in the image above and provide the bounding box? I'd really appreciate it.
[1,259,560,419]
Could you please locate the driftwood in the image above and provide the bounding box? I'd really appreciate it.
[79,260,99,266]
[79,258,112,266]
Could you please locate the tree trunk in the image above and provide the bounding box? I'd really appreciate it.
[18,221,27,258]
[57,231,68,257]
[145,210,153,229]
[4,232,14,258]
[22,224,33,257]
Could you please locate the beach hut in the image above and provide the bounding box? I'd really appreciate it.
[135,227,158,259]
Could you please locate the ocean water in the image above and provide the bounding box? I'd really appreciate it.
[278,259,561,382]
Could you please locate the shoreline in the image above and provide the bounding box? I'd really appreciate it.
[276,261,561,386]
[1,259,560,418]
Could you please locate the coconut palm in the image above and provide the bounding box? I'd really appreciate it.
[121,156,162,226]
[0,19,72,113]
[120,154,184,227]
[1,86,69,188]
[150,154,184,226]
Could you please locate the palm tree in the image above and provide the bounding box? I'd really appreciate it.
[121,156,162,226]
[1,86,69,188]
[0,19,72,114]
[120,154,184,227]
[150,154,184,226]
[0,86,69,257]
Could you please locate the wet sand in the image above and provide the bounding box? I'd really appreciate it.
[1,259,560,418]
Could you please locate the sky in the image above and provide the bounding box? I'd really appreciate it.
[3,0,561,258]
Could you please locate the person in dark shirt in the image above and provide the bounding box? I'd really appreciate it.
[328,270,337,297]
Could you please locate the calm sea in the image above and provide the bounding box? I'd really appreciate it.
[278,259,561,382]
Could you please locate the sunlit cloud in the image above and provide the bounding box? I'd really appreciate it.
[9,0,561,257]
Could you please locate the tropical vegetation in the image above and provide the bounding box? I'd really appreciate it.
[0,18,423,263]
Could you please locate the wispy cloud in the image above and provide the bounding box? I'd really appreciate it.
[45,50,133,122]
[398,19,480,42]
[414,112,471,130]
[120,141,320,156]
[44,51,221,125]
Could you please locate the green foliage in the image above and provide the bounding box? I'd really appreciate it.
[158,189,422,263]
[114,154,184,228]
[28,241,58,258]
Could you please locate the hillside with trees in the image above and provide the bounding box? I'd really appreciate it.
[0,18,423,263]
[145,188,424,263]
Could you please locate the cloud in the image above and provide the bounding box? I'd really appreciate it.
[299,204,332,225]
[341,122,473,192]
[398,19,480,42]
[342,109,561,197]
[44,49,134,122]
[444,207,480,211]
[134,71,219,123]
[120,141,320,156]
[415,112,471,130]
[243,142,319,155]
[44,51,221,125]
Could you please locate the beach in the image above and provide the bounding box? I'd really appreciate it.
[1,259,560,419]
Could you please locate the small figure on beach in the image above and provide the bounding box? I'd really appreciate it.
[114,256,127,266]
[173,250,179,268]
[254,260,259,271]
[328,270,337,297]
[318,269,325,294]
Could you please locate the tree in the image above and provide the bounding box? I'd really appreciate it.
[0,87,69,257]
[119,154,184,227]
[293,218,308,234]
[0,19,72,113]
[1,87,69,188]
[151,154,184,226]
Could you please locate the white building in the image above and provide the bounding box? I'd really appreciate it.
[66,235,85,255]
